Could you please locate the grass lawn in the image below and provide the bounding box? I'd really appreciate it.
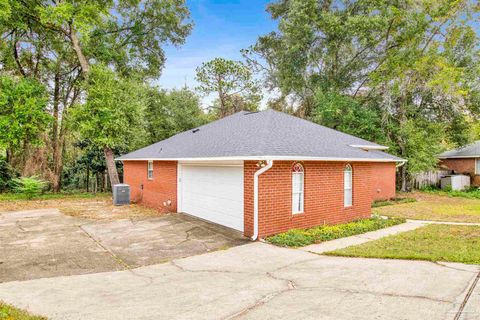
[0,301,46,320]
[266,217,405,247]
[327,224,480,265]
[374,191,480,223]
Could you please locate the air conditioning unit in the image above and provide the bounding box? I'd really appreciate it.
[113,184,130,205]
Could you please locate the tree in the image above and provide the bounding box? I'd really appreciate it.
[247,0,480,190]
[0,0,192,190]
[195,58,261,118]
[145,87,206,144]
[72,65,147,186]
[0,76,50,171]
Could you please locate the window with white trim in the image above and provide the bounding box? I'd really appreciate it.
[147,161,153,180]
[292,163,304,214]
[476,158,480,175]
[344,164,353,207]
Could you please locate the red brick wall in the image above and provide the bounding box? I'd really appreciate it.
[244,161,377,238]
[440,158,480,186]
[123,161,177,212]
[370,162,397,201]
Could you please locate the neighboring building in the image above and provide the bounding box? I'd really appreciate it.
[438,141,480,187]
[117,110,403,239]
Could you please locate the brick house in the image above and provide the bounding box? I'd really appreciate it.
[439,141,480,187]
[117,110,403,239]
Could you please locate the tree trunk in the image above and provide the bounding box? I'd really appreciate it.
[86,167,89,192]
[51,71,61,192]
[400,164,408,192]
[69,26,90,76]
[104,147,120,187]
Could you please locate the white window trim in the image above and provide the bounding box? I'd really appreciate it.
[147,160,154,180]
[292,163,304,214]
[476,158,480,175]
[344,164,353,207]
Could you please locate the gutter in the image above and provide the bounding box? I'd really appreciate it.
[252,160,273,241]
[396,160,407,168]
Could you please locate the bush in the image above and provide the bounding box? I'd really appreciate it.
[11,176,47,199]
[0,157,18,192]
[421,186,480,199]
[372,197,417,208]
[266,217,406,247]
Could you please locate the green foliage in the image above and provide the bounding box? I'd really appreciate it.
[0,301,46,320]
[267,217,405,247]
[145,87,206,144]
[0,156,17,191]
[11,176,47,199]
[0,76,50,149]
[372,197,417,208]
[311,91,385,143]
[72,64,147,151]
[421,186,480,200]
[195,58,261,117]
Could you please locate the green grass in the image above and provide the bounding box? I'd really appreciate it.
[421,187,480,200]
[327,224,480,265]
[372,197,417,208]
[0,192,110,201]
[0,301,46,320]
[266,217,406,247]
[374,191,480,223]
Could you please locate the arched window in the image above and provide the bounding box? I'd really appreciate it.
[292,163,304,214]
[344,164,353,207]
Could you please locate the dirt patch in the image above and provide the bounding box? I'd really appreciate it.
[0,195,160,221]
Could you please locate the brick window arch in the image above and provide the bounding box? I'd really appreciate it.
[292,163,304,214]
[344,164,353,207]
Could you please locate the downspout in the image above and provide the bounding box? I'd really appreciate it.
[252,159,273,241]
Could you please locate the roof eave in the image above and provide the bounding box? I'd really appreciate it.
[116,155,404,162]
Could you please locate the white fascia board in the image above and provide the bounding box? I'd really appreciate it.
[349,144,389,150]
[116,155,403,162]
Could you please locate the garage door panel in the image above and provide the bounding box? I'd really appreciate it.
[180,165,244,231]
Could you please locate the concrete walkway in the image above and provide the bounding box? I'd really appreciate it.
[300,221,426,254]
[0,242,479,320]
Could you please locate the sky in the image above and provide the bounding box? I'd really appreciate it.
[157,0,277,106]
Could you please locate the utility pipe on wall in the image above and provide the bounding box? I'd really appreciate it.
[252,159,273,241]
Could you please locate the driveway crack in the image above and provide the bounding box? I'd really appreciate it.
[454,270,480,320]
[77,225,131,270]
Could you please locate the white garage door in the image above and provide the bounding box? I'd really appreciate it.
[179,164,244,231]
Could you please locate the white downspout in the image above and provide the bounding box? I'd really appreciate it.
[253,159,273,241]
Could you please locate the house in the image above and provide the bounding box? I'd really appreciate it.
[117,110,403,239]
[438,141,480,187]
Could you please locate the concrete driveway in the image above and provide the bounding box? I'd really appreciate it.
[0,209,247,283]
[0,242,479,319]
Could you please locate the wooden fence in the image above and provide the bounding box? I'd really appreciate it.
[412,170,451,189]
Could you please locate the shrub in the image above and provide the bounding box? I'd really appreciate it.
[267,217,405,247]
[11,176,47,199]
[0,157,18,192]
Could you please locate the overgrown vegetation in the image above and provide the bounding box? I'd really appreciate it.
[327,224,480,265]
[0,301,46,320]
[372,197,417,208]
[267,217,405,247]
[421,186,480,199]
[11,176,47,199]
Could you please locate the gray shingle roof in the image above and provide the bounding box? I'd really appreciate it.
[438,141,480,158]
[117,109,403,162]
